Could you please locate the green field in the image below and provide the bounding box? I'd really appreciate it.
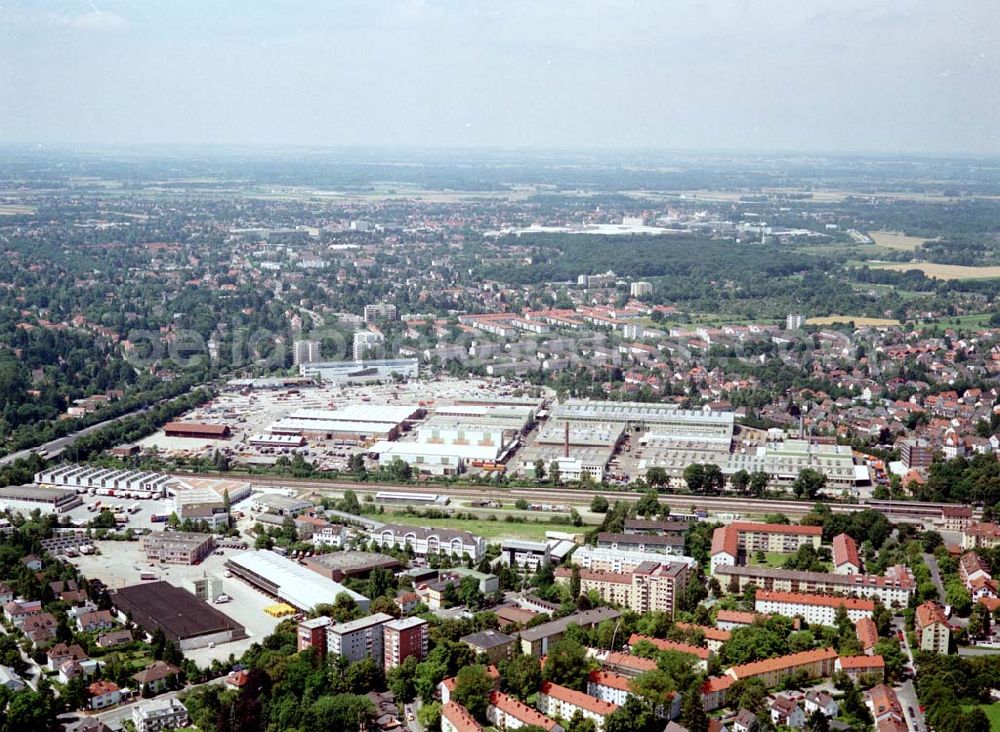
[748,551,832,571]
[964,704,1000,730]
[748,551,794,568]
[387,515,571,541]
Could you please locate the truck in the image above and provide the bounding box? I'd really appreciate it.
[140,572,157,581]
[127,503,140,514]
[150,514,169,523]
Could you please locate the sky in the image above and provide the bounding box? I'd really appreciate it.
[1,0,998,155]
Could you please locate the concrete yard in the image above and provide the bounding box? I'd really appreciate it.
[69,540,282,665]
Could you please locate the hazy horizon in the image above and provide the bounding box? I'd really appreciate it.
[2,0,998,155]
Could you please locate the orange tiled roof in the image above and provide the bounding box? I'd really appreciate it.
[442,703,482,732]
[628,634,710,660]
[756,590,874,612]
[726,647,837,681]
[539,681,618,716]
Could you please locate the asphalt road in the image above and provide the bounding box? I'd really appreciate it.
[923,553,946,602]
[72,676,228,730]
[0,407,152,466]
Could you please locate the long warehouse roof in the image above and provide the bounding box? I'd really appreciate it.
[226,550,369,612]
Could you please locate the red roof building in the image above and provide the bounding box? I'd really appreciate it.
[832,533,861,574]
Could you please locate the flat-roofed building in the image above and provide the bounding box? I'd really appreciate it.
[327,613,394,666]
[225,550,370,612]
[554,561,689,617]
[141,532,214,565]
[133,697,189,732]
[0,485,82,513]
[163,422,230,439]
[384,616,429,670]
[572,545,696,574]
[298,616,331,655]
[298,358,419,384]
[302,552,401,582]
[596,532,686,556]
[500,539,551,571]
[250,493,314,516]
[111,582,246,650]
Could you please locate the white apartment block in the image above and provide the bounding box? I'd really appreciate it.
[572,545,696,574]
[754,591,874,626]
[132,698,189,732]
[326,613,393,666]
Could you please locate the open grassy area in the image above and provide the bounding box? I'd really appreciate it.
[386,514,572,541]
[869,262,1000,280]
[748,551,831,571]
[869,230,931,251]
[964,703,1000,730]
[806,315,901,326]
[748,551,794,568]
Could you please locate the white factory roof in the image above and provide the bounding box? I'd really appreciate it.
[227,550,369,611]
[287,405,418,424]
[369,440,505,461]
[270,419,397,434]
[554,400,735,425]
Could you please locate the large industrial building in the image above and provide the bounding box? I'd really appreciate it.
[367,404,532,476]
[141,532,215,565]
[34,465,252,507]
[553,400,735,441]
[0,485,82,514]
[298,358,419,384]
[302,552,402,582]
[225,550,370,612]
[112,581,246,650]
[268,405,421,443]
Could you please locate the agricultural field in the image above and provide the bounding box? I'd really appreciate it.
[869,230,931,251]
[0,204,35,215]
[806,315,901,326]
[869,262,1000,280]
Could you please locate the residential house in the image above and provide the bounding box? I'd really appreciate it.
[804,690,838,718]
[88,680,121,710]
[0,664,26,691]
[97,629,133,649]
[132,660,182,694]
[769,697,805,729]
[77,609,116,633]
[47,642,88,671]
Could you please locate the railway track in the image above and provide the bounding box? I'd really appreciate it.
[179,471,971,522]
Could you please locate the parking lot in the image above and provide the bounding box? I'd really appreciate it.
[69,540,283,665]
